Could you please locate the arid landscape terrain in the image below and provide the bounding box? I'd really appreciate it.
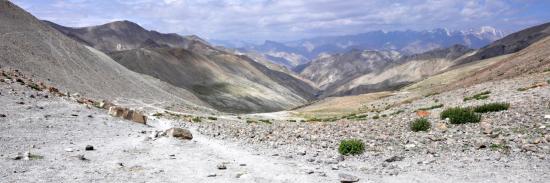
[1,0,550,182]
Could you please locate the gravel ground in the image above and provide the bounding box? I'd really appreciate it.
[188,72,550,182]
[0,77,335,183]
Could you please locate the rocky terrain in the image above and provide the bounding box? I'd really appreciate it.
[188,71,550,182]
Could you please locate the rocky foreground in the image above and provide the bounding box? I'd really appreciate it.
[187,72,550,182]
[1,67,550,182]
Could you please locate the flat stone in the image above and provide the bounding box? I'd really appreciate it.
[217,164,227,170]
[339,173,360,183]
[165,128,193,140]
[85,145,94,151]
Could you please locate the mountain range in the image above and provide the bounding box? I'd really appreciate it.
[215,27,504,69]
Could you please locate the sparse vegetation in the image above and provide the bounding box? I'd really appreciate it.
[544,68,550,72]
[440,107,481,124]
[246,119,257,124]
[390,110,405,115]
[152,112,163,117]
[416,104,444,111]
[192,117,202,123]
[372,115,380,119]
[287,119,296,122]
[424,92,440,97]
[410,118,430,132]
[381,114,387,117]
[338,139,365,156]
[259,119,272,124]
[207,116,218,120]
[27,83,41,91]
[473,102,510,113]
[464,91,491,101]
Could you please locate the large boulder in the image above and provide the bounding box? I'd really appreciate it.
[165,128,193,140]
[131,111,147,124]
[108,106,125,117]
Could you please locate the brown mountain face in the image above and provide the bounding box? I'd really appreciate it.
[43,20,198,53]
[0,1,207,109]
[108,43,317,113]
[45,20,317,113]
[299,50,402,92]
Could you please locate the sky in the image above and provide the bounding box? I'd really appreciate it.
[11,0,550,43]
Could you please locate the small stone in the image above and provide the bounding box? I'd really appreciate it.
[207,173,217,177]
[335,155,345,162]
[331,165,339,170]
[297,150,306,156]
[339,173,360,183]
[165,128,193,140]
[305,170,314,174]
[217,164,227,170]
[235,172,246,178]
[306,158,315,162]
[16,101,24,105]
[544,115,550,119]
[87,115,93,118]
[0,114,6,117]
[65,148,74,152]
[385,156,404,162]
[435,123,448,132]
[239,163,246,166]
[522,144,538,152]
[480,122,492,134]
[85,145,94,151]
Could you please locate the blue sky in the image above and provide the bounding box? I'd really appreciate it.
[11,0,550,43]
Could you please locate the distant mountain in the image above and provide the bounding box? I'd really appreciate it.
[46,20,317,113]
[230,27,503,69]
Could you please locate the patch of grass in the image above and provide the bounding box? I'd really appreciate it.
[381,114,387,118]
[287,120,296,122]
[424,92,440,97]
[464,91,491,101]
[440,107,481,124]
[152,112,163,117]
[547,80,550,84]
[416,104,444,111]
[372,115,380,119]
[410,118,430,132]
[207,116,218,120]
[544,68,550,72]
[338,139,365,156]
[192,117,202,123]
[1,72,12,79]
[473,102,510,113]
[490,143,505,150]
[390,110,405,115]
[28,154,44,160]
[343,113,368,120]
[259,119,272,124]
[27,83,41,91]
[246,119,257,124]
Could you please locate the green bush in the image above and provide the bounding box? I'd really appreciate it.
[464,91,491,101]
[416,104,444,111]
[410,118,430,132]
[473,102,510,113]
[192,117,202,122]
[338,139,365,155]
[440,107,481,124]
[372,115,380,119]
[207,116,218,120]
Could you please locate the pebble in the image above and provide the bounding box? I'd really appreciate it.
[217,164,227,170]
[207,173,217,177]
[339,173,360,183]
[85,145,94,151]
[65,148,74,152]
[0,114,6,117]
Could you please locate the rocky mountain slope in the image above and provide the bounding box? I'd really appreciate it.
[44,20,203,53]
[0,1,206,109]
[46,20,317,113]
[300,45,473,97]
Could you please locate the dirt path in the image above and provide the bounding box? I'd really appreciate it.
[0,83,335,182]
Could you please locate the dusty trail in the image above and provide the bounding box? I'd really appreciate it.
[0,82,334,183]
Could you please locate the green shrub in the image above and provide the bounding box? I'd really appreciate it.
[288,119,297,122]
[338,139,365,155]
[390,110,405,115]
[372,115,380,119]
[152,112,163,117]
[473,102,510,113]
[192,117,202,122]
[27,83,41,91]
[208,116,218,120]
[440,107,481,124]
[464,91,491,101]
[416,104,444,111]
[381,114,387,117]
[246,120,256,124]
[259,119,272,124]
[410,118,430,132]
